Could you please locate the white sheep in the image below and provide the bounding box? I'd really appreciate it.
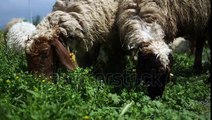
[3,18,24,34]
[25,0,211,99]
[25,0,119,75]
[117,0,211,99]
[6,22,36,53]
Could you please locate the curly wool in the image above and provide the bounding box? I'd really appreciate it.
[26,0,119,66]
[117,0,211,47]
[170,37,191,53]
[117,0,211,68]
[52,0,118,50]
[6,22,36,53]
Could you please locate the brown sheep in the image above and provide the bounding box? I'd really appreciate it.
[26,27,78,76]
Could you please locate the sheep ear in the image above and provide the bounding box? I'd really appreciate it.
[51,39,78,71]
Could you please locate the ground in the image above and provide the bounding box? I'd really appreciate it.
[0,31,210,120]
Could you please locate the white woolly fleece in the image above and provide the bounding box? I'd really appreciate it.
[145,40,172,69]
[170,37,190,53]
[121,18,172,68]
[4,18,24,33]
[125,20,165,50]
[26,0,119,67]
[6,22,36,53]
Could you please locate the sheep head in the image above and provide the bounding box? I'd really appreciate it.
[136,41,173,99]
[25,28,78,76]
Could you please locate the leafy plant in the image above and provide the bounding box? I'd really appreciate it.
[0,31,210,120]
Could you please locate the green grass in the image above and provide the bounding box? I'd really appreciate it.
[0,31,210,120]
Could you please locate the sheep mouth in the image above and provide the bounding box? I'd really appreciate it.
[26,46,54,76]
[26,38,78,77]
[136,67,170,99]
[136,51,171,99]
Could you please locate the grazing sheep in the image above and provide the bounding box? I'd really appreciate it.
[25,0,119,76]
[6,22,36,53]
[117,0,211,99]
[25,0,211,99]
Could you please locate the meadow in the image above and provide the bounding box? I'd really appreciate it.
[0,31,210,120]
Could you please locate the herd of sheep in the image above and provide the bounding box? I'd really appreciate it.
[3,0,211,99]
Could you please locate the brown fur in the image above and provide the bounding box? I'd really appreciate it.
[26,28,78,76]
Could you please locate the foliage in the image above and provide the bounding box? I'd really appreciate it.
[0,32,210,120]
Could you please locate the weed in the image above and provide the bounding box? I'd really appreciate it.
[0,31,210,120]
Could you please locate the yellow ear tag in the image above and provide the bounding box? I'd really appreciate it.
[70,52,76,62]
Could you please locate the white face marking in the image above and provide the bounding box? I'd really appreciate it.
[124,19,171,68]
[126,21,165,50]
[146,41,172,69]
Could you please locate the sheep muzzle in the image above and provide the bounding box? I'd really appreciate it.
[26,37,78,77]
[26,43,54,76]
[136,49,173,99]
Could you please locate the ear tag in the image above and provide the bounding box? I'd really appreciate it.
[70,52,76,62]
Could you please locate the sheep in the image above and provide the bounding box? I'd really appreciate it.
[25,0,211,99]
[3,18,24,45]
[25,0,119,76]
[117,0,211,99]
[6,22,36,53]
[170,37,194,54]
[3,18,24,34]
